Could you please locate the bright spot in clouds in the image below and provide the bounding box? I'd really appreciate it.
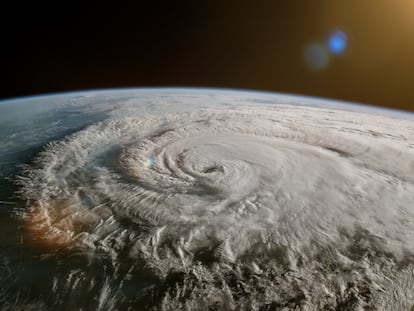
[144,157,154,168]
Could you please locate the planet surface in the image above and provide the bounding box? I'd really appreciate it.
[0,88,413,310]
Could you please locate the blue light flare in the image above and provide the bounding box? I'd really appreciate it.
[327,30,347,55]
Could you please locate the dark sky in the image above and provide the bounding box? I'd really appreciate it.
[2,1,414,111]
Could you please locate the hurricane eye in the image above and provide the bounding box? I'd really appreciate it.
[203,165,224,174]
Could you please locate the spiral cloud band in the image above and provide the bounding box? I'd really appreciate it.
[15,90,414,310]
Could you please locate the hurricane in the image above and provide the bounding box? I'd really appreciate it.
[2,89,414,310]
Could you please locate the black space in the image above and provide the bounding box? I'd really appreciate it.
[1,1,414,111]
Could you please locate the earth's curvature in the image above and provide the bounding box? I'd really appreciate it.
[0,88,413,310]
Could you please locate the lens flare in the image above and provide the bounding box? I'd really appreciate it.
[327,30,347,55]
[304,43,330,71]
[304,29,347,71]
[143,157,154,168]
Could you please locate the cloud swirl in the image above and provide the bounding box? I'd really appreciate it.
[17,101,414,309]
